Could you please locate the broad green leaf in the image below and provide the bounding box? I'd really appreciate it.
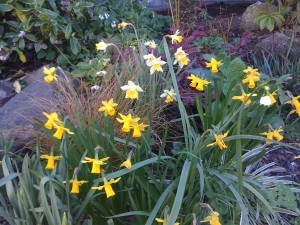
[0,4,14,11]
[65,23,72,39]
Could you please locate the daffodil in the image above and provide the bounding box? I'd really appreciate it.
[91,174,121,198]
[145,40,157,49]
[173,47,189,68]
[143,53,156,66]
[242,66,260,89]
[95,40,111,52]
[166,30,183,44]
[120,81,144,99]
[132,123,148,138]
[232,90,257,105]
[260,127,284,145]
[187,74,211,91]
[118,22,129,29]
[160,88,177,103]
[295,155,300,159]
[82,149,110,174]
[120,151,133,169]
[205,58,223,73]
[285,95,300,116]
[43,112,63,129]
[98,98,118,116]
[149,56,167,75]
[116,113,140,133]
[43,67,58,84]
[155,218,180,225]
[201,211,222,225]
[64,179,88,194]
[40,149,62,170]
[53,125,74,140]
[207,131,229,150]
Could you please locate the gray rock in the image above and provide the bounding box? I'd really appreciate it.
[254,32,300,57]
[0,66,58,148]
[241,1,277,31]
[0,80,15,107]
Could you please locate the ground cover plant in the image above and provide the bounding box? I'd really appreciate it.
[1,3,300,225]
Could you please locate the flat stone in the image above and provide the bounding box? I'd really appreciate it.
[0,66,58,148]
[241,1,277,31]
[254,32,300,57]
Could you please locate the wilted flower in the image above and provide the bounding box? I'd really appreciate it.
[118,22,129,29]
[95,40,112,52]
[160,88,177,103]
[207,131,229,150]
[145,40,157,49]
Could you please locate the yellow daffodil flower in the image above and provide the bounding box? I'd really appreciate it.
[243,66,260,77]
[98,98,118,116]
[120,81,144,99]
[201,211,222,225]
[92,175,121,198]
[294,155,300,159]
[166,30,183,44]
[260,127,284,145]
[205,58,223,73]
[95,40,111,52]
[173,47,189,68]
[145,40,157,49]
[285,95,300,116]
[120,151,133,169]
[117,113,140,133]
[40,153,62,170]
[232,90,257,105]
[242,66,260,89]
[43,67,58,84]
[207,131,229,150]
[118,22,129,29]
[82,151,110,174]
[155,218,180,225]
[53,125,74,140]
[132,123,148,138]
[160,88,177,103]
[187,74,211,91]
[149,56,167,75]
[43,112,63,129]
[64,179,88,194]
